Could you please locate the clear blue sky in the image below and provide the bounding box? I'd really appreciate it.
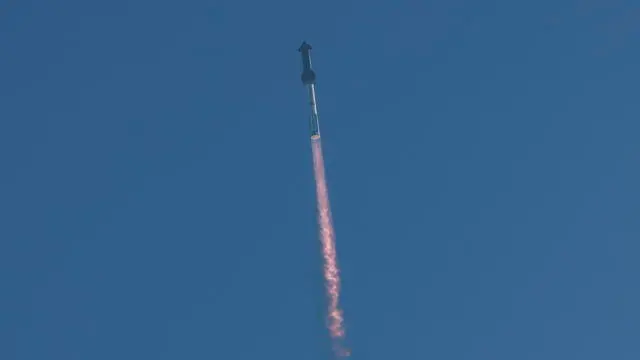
[1,1,638,359]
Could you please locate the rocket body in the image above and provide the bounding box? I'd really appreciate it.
[298,42,317,85]
[307,84,320,139]
[299,41,321,139]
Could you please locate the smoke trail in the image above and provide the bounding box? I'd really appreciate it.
[311,137,350,358]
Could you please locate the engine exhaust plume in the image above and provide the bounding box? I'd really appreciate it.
[311,137,350,358]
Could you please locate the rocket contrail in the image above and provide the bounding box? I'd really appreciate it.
[298,41,350,358]
[311,137,349,357]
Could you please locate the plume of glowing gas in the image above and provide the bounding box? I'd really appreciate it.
[310,137,350,358]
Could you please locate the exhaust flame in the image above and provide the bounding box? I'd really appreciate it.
[311,137,350,358]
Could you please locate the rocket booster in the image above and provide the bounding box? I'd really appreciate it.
[299,41,320,139]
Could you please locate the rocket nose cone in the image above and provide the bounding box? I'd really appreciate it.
[298,41,312,51]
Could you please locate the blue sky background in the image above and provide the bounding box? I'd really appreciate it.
[1,1,638,359]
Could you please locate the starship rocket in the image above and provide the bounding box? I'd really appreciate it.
[298,41,320,139]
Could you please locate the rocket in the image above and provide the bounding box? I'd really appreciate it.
[298,41,321,139]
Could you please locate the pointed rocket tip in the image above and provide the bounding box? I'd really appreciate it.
[298,41,312,52]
